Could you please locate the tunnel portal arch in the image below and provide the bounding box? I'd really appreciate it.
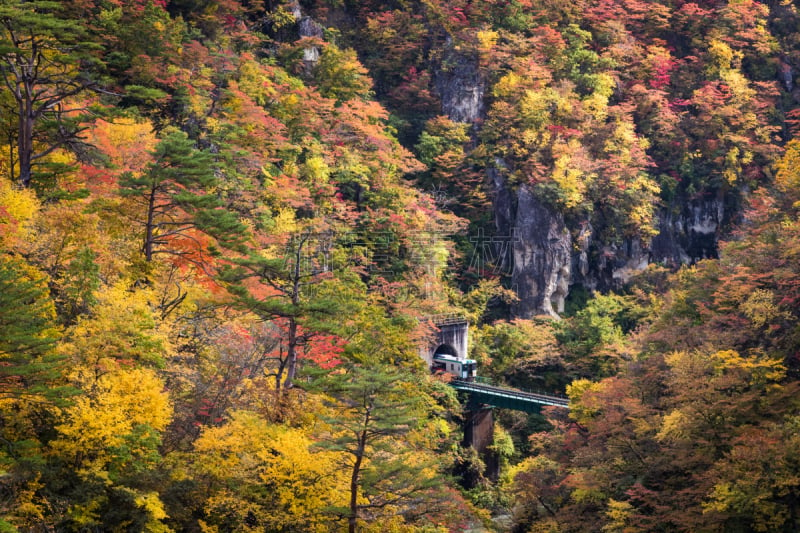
[434,343,459,357]
[419,315,469,367]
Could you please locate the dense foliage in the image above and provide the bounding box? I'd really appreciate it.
[2,0,800,531]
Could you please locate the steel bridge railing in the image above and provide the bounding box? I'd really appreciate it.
[419,313,468,326]
[450,379,570,409]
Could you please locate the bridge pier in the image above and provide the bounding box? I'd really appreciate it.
[463,407,499,484]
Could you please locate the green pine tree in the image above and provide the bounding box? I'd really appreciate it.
[119,128,245,263]
[0,0,104,189]
[219,230,357,394]
[307,365,445,532]
[0,254,69,402]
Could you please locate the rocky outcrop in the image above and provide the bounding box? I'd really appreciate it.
[573,236,652,292]
[298,16,324,39]
[433,37,484,124]
[510,185,572,318]
[488,151,735,314]
[496,178,731,316]
[289,0,324,64]
[650,194,726,266]
[489,163,514,275]
[298,17,324,63]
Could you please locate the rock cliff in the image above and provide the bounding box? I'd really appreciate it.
[433,38,484,124]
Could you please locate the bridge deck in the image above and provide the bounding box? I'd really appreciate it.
[450,379,569,412]
[421,313,468,326]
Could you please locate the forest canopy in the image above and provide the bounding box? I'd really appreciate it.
[2,0,800,531]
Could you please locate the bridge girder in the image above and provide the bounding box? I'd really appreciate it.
[451,380,569,414]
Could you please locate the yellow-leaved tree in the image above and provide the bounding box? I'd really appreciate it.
[60,282,175,374]
[775,139,800,209]
[50,366,173,531]
[189,410,344,532]
[0,179,39,248]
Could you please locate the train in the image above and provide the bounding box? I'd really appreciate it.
[431,353,477,381]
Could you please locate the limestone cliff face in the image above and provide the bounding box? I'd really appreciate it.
[433,38,484,124]
[491,170,571,318]
[486,143,729,317]
[433,53,571,318]
[494,178,730,316]
[489,165,514,275]
[511,185,572,318]
[574,194,728,291]
[650,194,727,266]
[291,1,324,64]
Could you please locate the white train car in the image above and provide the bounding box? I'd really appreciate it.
[432,353,477,381]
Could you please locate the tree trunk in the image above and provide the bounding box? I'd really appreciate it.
[18,98,34,188]
[283,235,305,389]
[349,428,368,533]
[284,318,298,389]
[143,181,158,261]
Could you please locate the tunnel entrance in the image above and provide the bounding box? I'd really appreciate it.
[433,343,458,357]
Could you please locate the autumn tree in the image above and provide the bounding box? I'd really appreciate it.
[704,417,800,532]
[49,366,173,532]
[472,317,566,390]
[313,44,374,104]
[120,128,244,263]
[219,229,356,396]
[308,365,447,532]
[188,409,344,531]
[0,0,103,188]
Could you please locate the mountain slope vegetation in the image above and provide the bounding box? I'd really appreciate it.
[2,0,800,531]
